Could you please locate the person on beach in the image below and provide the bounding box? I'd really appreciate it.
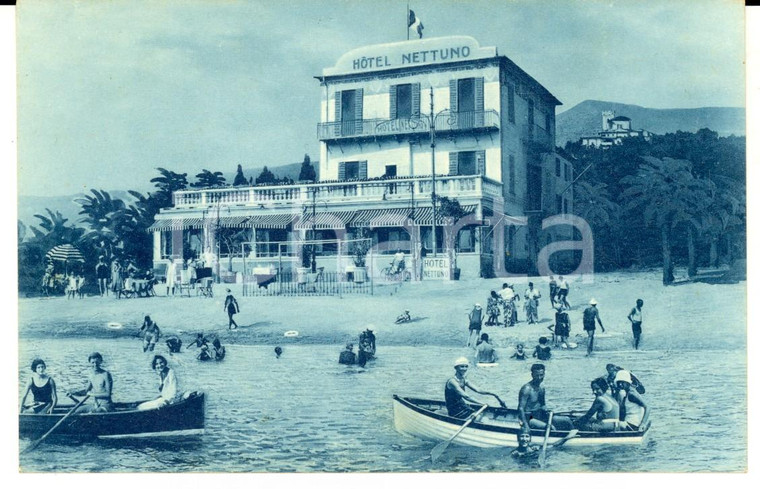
[274,346,283,358]
[20,358,58,414]
[212,337,226,361]
[627,299,644,350]
[110,259,122,294]
[499,284,518,326]
[140,315,161,352]
[339,343,356,365]
[69,352,114,413]
[486,290,502,326]
[582,299,605,356]
[165,336,183,354]
[476,333,498,364]
[187,333,214,361]
[467,303,484,347]
[42,262,55,296]
[517,364,572,430]
[574,378,620,432]
[165,259,177,296]
[524,282,541,324]
[510,343,527,360]
[613,370,649,430]
[224,289,240,330]
[554,305,571,347]
[556,276,570,309]
[395,310,411,324]
[532,337,552,360]
[445,357,506,418]
[138,355,180,411]
[96,256,109,296]
[548,275,558,308]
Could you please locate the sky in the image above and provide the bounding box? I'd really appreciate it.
[15,0,746,197]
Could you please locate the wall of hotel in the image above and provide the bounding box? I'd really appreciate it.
[319,65,503,181]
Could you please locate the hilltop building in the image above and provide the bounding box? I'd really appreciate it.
[149,36,573,281]
[580,111,652,148]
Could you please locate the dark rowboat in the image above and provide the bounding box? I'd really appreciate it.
[393,395,650,448]
[19,391,205,440]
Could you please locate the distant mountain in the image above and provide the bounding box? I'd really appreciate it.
[556,100,745,147]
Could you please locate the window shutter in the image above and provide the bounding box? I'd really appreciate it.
[411,83,421,116]
[449,79,458,113]
[448,152,459,176]
[476,150,486,176]
[354,88,364,135]
[334,90,342,137]
[474,77,484,111]
[338,162,346,181]
[389,85,398,119]
[359,161,368,180]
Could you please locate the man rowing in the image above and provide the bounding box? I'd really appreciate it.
[518,364,573,430]
[445,357,506,418]
[69,352,114,413]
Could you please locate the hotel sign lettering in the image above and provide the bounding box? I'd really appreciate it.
[324,36,497,76]
[422,257,450,280]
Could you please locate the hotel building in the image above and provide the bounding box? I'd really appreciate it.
[149,36,573,281]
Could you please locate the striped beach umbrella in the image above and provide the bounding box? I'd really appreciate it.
[45,244,85,263]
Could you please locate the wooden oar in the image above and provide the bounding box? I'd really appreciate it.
[538,410,554,468]
[22,395,89,454]
[431,404,488,462]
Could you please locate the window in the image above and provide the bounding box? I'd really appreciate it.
[344,161,359,180]
[508,84,515,123]
[384,165,397,177]
[509,155,515,195]
[555,157,561,177]
[457,226,476,253]
[458,78,475,112]
[545,113,551,133]
[336,89,363,136]
[458,151,476,175]
[565,162,571,182]
[528,99,534,136]
[396,84,412,118]
[556,195,563,214]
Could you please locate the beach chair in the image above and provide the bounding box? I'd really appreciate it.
[178,270,193,297]
[197,277,214,297]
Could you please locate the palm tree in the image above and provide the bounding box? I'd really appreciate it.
[621,157,708,285]
[30,208,84,246]
[150,168,188,208]
[192,169,226,188]
[699,176,745,267]
[572,180,623,268]
[75,189,126,260]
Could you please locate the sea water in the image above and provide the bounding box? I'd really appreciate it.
[18,337,746,472]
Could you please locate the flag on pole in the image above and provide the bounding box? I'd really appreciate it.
[408,9,424,38]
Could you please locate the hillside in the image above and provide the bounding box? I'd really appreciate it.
[556,100,745,146]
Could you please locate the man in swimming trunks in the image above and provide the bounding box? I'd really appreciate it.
[70,352,114,413]
[614,370,649,430]
[475,333,498,364]
[582,299,605,356]
[518,364,573,430]
[140,315,161,352]
[575,378,620,432]
[445,357,505,418]
[627,299,644,350]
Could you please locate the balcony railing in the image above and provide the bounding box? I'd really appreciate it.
[172,174,502,211]
[317,109,500,140]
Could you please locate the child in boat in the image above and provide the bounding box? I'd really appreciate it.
[510,343,527,360]
[532,337,552,360]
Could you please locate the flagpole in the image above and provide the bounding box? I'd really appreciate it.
[406,1,410,40]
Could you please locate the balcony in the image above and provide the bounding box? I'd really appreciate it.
[521,124,555,152]
[317,109,500,141]
[171,174,503,212]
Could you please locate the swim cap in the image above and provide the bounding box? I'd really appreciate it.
[454,357,469,367]
[475,303,482,308]
[615,370,632,384]
[590,298,598,305]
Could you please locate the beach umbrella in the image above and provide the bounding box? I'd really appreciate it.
[45,244,85,263]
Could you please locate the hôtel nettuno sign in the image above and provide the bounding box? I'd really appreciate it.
[323,36,497,77]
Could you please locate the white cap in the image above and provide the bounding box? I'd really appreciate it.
[454,357,469,367]
[615,370,632,384]
[590,298,598,305]
[475,303,482,308]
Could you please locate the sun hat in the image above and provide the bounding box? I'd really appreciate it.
[615,370,632,384]
[589,298,598,305]
[475,303,482,308]
[454,357,469,367]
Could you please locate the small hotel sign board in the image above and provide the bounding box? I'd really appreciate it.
[422,257,450,280]
[323,36,497,76]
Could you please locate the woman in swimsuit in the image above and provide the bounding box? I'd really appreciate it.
[20,358,58,414]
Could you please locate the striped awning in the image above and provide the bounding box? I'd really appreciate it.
[147,217,205,232]
[411,205,479,225]
[350,208,414,227]
[246,213,296,229]
[294,210,355,230]
[218,216,251,228]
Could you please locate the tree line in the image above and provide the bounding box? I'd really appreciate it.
[564,128,745,284]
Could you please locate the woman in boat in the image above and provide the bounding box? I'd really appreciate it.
[574,378,620,432]
[614,370,649,430]
[138,355,180,411]
[20,358,58,414]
